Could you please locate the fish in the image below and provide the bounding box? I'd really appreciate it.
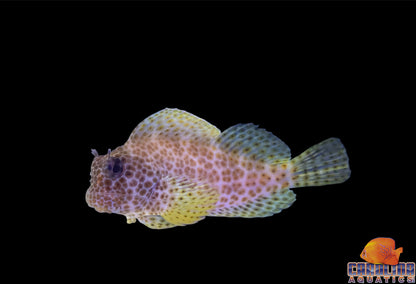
[86,108,351,229]
[360,237,403,265]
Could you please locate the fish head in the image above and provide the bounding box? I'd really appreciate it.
[360,241,377,263]
[360,248,370,263]
[86,147,150,217]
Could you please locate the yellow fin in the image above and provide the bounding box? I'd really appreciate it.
[216,123,291,164]
[137,215,178,229]
[126,108,221,145]
[160,176,219,226]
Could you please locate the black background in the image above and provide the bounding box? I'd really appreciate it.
[6,5,415,284]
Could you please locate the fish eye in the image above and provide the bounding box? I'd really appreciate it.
[105,157,124,178]
[112,160,122,173]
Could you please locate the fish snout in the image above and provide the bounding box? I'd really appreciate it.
[360,249,370,262]
[85,186,94,208]
[85,186,121,214]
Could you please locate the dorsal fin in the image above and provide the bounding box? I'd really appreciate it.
[215,123,291,164]
[126,108,221,145]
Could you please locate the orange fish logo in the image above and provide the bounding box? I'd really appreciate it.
[360,237,403,265]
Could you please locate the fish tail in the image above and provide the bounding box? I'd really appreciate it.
[395,247,403,258]
[384,247,402,265]
[291,138,351,187]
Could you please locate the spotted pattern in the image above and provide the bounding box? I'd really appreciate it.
[86,108,350,229]
[216,123,291,164]
[137,215,177,229]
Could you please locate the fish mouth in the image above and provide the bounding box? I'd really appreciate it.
[85,187,96,208]
[94,206,122,214]
[86,188,123,214]
[93,206,109,213]
[85,187,107,212]
[89,202,121,214]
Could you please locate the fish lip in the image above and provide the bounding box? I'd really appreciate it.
[90,204,120,214]
[87,193,126,214]
[94,207,108,213]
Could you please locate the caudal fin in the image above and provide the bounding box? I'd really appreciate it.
[291,138,351,188]
[395,247,403,258]
[384,247,403,265]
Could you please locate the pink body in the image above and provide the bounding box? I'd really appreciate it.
[86,108,350,229]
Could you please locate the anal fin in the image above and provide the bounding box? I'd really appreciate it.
[209,186,296,218]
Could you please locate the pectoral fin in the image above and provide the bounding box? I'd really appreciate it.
[138,215,178,229]
[160,176,219,226]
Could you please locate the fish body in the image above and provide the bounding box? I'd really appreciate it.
[360,238,403,265]
[86,108,351,229]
